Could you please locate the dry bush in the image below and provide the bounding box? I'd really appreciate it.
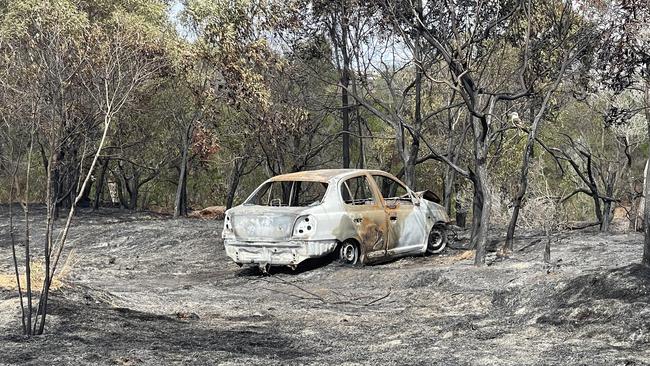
[0,250,76,291]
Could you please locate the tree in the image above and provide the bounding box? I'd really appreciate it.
[588,0,649,264]
[503,0,597,253]
[0,0,167,335]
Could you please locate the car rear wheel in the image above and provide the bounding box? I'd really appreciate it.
[426,225,447,254]
[338,240,361,266]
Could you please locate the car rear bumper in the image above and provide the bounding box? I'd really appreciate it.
[224,239,338,266]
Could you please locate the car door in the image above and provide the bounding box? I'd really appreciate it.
[371,174,427,256]
[340,175,388,261]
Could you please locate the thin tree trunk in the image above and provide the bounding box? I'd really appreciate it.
[443,169,455,214]
[455,198,467,228]
[474,157,491,265]
[23,130,34,336]
[641,158,650,267]
[174,123,192,218]
[174,141,189,218]
[8,165,26,334]
[504,55,569,252]
[37,111,112,335]
[226,158,247,209]
[93,158,109,210]
[128,176,139,211]
[469,176,483,249]
[339,1,351,169]
[544,230,551,263]
[642,79,650,266]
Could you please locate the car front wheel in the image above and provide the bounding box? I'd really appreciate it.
[426,225,448,254]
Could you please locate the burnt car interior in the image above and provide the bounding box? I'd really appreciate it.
[246,181,328,207]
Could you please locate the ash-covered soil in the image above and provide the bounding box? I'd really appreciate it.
[1,206,649,365]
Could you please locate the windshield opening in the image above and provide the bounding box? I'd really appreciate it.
[245,181,328,207]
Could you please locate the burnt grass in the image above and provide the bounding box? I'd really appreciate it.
[1,206,649,365]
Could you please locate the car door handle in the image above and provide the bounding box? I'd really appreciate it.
[389,215,398,221]
[351,215,363,224]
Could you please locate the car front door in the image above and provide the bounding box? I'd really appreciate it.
[371,174,427,256]
[340,175,388,261]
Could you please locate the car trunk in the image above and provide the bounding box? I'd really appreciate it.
[230,206,305,242]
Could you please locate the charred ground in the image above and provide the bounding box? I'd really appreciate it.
[1,207,649,365]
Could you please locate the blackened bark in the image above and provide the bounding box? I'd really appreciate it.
[174,124,192,218]
[226,158,247,209]
[455,199,467,228]
[340,3,351,169]
[643,81,650,266]
[93,158,109,210]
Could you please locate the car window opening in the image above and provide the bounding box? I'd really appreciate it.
[372,175,412,203]
[246,181,328,207]
[342,176,375,205]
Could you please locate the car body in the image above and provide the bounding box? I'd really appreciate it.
[222,169,450,270]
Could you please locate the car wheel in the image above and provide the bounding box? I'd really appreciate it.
[426,225,447,254]
[338,240,361,266]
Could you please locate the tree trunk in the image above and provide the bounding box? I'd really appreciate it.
[505,106,538,252]
[93,158,109,210]
[469,179,483,249]
[174,140,190,218]
[455,198,467,228]
[601,200,612,232]
[643,78,650,266]
[474,157,491,266]
[641,157,650,267]
[340,4,351,169]
[469,105,493,265]
[403,30,423,190]
[443,170,455,214]
[128,177,139,211]
[226,157,247,209]
[115,175,128,209]
[544,231,551,264]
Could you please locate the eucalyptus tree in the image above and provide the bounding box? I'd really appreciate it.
[502,0,598,253]
[378,0,533,264]
[588,0,650,264]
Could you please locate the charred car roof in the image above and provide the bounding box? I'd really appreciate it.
[268,169,390,183]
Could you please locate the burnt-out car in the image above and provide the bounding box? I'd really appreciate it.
[222,169,449,271]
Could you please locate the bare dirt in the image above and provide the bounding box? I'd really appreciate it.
[1,206,649,365]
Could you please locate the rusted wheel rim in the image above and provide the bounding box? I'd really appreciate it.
[340,242,358,263]
[429,229,443,248]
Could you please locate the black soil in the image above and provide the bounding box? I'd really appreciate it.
[1,206,649,365]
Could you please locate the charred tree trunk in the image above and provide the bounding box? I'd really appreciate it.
[469,141,492,265]
[641,80,650,267]
[340,4,351,169]
[125,172,140,211]
[469,178,483,248]
[641,156,650,267]
[403,31,423,190]
[443,168,455,214]
[544,232,552,263]
[174,125,192,218]
[468,107,493,266]
[93,158,109,210]
[226,157,247,209]
[455,198,467,228]
[115,176,128,209]
[505,106,538,252]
